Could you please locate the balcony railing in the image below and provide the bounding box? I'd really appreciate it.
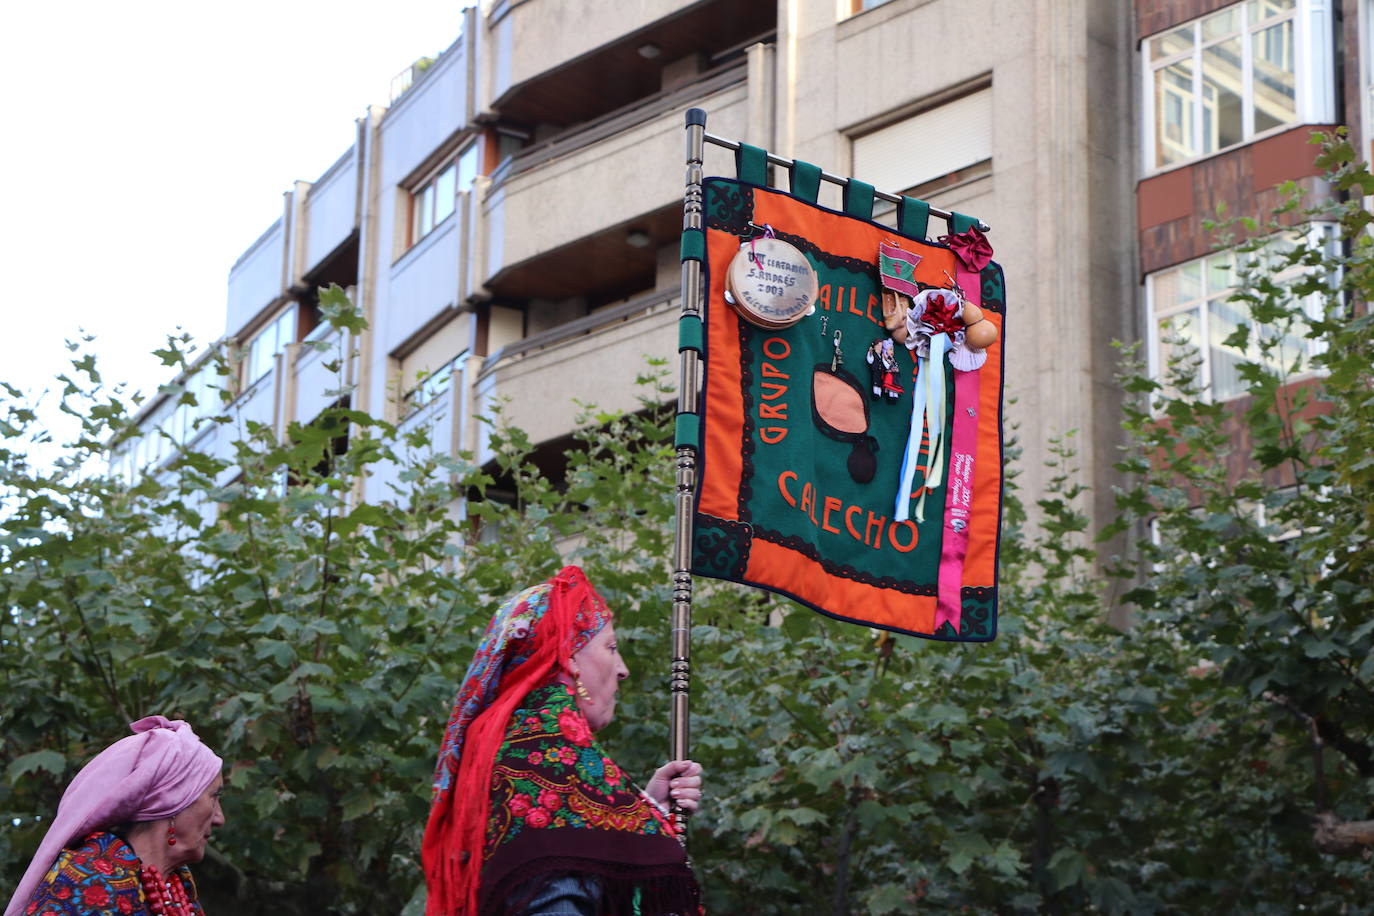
[494,63,748,187]
[482,288,678,368]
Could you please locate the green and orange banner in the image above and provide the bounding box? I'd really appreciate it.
[689,178,1005,640]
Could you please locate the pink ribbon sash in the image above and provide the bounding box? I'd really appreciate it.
[933,265,984,635]
[934,368,979,634]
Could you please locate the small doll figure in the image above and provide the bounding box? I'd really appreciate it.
[866,338,903,401]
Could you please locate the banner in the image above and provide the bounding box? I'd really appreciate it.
[689,178,1005,641]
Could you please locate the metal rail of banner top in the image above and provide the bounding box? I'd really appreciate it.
[697,131,992,232]
[667,107,989,838]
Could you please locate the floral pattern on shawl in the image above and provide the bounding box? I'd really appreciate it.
[21,832,204,916]
[485,685,676,857]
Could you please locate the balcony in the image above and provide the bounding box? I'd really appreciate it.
[383,209,467,356]
[377,20,474,191]
[226,368,280,441]
[364,380,461,505]
[480,71,749,299]
[226,219,286,337]
[473,289,678,461]
[292,328,355,425]
[487,0,773,129]
[301,146,359,276]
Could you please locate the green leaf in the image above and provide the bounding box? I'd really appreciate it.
[1047,848,1089,891]
[7,749,66,782]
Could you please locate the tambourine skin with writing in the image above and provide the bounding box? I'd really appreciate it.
[724,237,818,329]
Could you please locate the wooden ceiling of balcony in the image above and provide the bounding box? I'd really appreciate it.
[486,203,680,302]
[493,0,776,128]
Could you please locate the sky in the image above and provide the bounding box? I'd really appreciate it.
[0,1,467,459]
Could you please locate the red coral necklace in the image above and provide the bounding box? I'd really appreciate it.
[139,864,191,914]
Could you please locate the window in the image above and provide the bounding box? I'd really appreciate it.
[851,87,992,199]
[1143,0,1335,171]
[410,142,479,246]
[402,352,467,419]
[1147,226,1332,404]
[170,363,223,444]
[846,0,895,14]
[244,307,296,386]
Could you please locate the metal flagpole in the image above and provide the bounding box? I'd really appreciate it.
[669,108,706,833]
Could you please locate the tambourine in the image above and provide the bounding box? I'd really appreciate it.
[723,236,818,330]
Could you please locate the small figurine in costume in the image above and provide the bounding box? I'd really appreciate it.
[866,338,903,401]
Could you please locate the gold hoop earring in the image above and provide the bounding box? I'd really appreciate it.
[575,678,592,702]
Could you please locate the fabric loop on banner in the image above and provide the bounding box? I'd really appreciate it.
[951,211,978,235]
[899,197,930,239]
[680,228,705,263]
[843,180,875,219]
[735,143,769,187]
[789,160,822,203]
[674,413,700,450]
[678,315,704,354]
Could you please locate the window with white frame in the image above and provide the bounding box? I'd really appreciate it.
[1143,0,1335,172]
[244,307,296,386]
[852,87,992,200]
[410,142,479,247]
[1147,225,1334,403]
[402,352,467,419]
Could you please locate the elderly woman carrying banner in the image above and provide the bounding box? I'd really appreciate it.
[424,566,703,916]
[6,716,225,916]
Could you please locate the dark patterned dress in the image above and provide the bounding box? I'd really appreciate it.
[20,832,204,916]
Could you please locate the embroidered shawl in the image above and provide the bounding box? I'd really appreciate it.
[18,832,204,916]
[478,685,698,916]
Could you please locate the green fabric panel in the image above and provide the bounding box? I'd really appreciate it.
[952,211,978,234]
[735,143,768,186]
[899,197,930,239]
[675,413,701,450]
[789,160,822,203]
[843,180,875,219]
[678,315,704,353]
[679,228,705,263]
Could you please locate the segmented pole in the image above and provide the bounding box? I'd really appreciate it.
[670,108,707,834]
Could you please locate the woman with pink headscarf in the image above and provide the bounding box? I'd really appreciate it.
[6,716,225,916]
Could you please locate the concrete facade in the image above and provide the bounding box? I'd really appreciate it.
[113,0,1362,562]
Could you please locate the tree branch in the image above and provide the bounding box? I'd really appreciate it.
[1313,813,1374,855]
[1264,692,1328,811]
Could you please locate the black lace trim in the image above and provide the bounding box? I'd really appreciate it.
[751,527,937,596]
[736,319,758,521]
[705,181,753,235]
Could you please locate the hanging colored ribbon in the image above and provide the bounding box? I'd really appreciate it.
[895,333,949,524]
[895,359,928,523]
[915,334,949,523]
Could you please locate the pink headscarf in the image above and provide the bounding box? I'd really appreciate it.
[5,716,223,916]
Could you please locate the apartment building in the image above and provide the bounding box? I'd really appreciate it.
[112,0,1366,552]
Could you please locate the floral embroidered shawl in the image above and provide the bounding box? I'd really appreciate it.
[478,685,698,915]
[19,832,204,916]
